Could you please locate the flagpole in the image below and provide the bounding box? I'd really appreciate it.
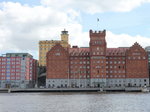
[97,18,99,31]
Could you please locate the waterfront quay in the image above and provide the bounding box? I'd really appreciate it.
[0,87,148,93]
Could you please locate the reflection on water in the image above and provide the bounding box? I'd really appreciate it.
[0,92,150,112]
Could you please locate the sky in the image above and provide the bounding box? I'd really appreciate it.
[0,0,150,59]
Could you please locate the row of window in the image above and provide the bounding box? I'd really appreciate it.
[0,58,20,61]
[70,52,89,56]
[95,66,105,69]
[70,66,90,69]
[70,75,90,78]
[70,70,125,74]
[70,61,90,64]
[70,57,90,60]
[70,71,90,74]
[92,52,104,55]
[106,61,125,64]
[0,66,21,68]
[109,79,147,83]
[106,65,124,69]
[0,69,21,72]
[40,48,51,50]
[107,75,125,78]
[108,57,125,60]
[0,77,21,80]
[93,70,125,74]
[106,70,125,74]
[1,73,21,75]
[91,56,105,59]
[44,56,145,60]
[92,75,105,78]
[70,61,126,64]
[128,56,146,60]
[70,65,124,69]
[0,62,20,65]
[1,73,32,76]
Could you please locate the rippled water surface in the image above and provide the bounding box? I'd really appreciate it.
[0,92,150,112]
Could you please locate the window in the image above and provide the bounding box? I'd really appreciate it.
[87,66,90,69]
[83,61,86,64]
[55,53,60,56]
[87,57,90,59]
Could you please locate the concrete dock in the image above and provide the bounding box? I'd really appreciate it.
[0,88,9,93]
[0,87,148,93]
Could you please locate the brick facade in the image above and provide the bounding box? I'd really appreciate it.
[46,30,149,88]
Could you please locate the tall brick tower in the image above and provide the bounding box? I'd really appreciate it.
[89,30,107,87]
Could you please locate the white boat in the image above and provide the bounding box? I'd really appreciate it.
[141,86,149,92]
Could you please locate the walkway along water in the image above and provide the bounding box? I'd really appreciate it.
[0,87,149,93]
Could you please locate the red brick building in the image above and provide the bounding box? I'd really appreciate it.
[46,30,149,88]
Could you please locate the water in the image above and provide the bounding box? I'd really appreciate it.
[0,92,150,112]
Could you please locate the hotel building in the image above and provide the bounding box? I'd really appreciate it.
[46,30,149,88]
[0,53,38,88]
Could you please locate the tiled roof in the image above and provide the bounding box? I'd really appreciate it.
[106,48,129,56]
[69,47,90,56]
[69,46,129,56]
